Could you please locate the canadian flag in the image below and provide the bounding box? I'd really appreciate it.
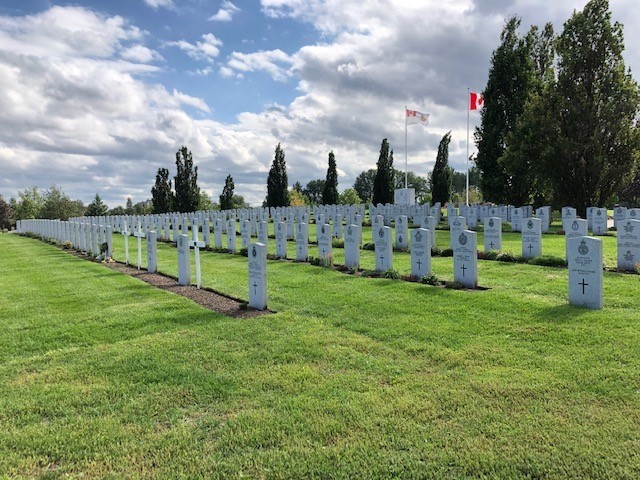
[406,108,429,126]
[470,92,484,110]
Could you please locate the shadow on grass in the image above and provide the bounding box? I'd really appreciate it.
[536,303,597,323]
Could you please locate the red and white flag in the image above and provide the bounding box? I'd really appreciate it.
[406,108,429,126]
[469,92,484,110]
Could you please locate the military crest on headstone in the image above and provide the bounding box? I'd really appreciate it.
[624,222,634,233]
[572,221,579,231]
[578,239,589,255]
[459,233,467,246]
[415,231,422,242]
[527,220,533,229]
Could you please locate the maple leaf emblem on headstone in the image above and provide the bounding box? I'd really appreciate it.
[624,222,634,233]
[415,231,422,242]
[624,251,634,262]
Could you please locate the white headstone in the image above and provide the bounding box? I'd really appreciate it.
[189,221,206,289]
[565,219,588,260]
[374,226,393,272]
[450,216,467,248]
[617,219,640,271]
[591,207,608,235]
[133,221,145,269]
[296,222,309,261]
[258,220,268,246]
[453,229,478,288]
[275,221,287,259]
[522,218,542,259]
[227,219,236,253]
[614,206,627,230]
[568,236,603,310]
[344,224,360,269]
[147,230,158,273]
[248,242,268,310]
[177,234,190,286]
[484,217,502,251]
[410,228,431,278]
[317,223,333,264]
[511,207,523,232]
[395,215,408,249]
[562,207,577,232]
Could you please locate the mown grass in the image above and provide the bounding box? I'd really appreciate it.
[1,232,639,479]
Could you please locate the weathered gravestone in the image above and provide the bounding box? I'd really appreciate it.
[565,219,587,260]
[568,236,603,310]
[374,226,393,272]
[177,234,190,286]
[344,224,361,269]
[484,217,502,251]
[248,243,268,310]
[522,218,542,259]
[147,230,157,273]
[617,220,640,271]
[453,230,478,288]
[410,228,431,278]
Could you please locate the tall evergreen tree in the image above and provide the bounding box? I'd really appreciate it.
[431,132,453,205]
[322,151,339,205]
[174,146,200,213]
[219,175,235,211]
[151,167,173,214]
[372,139,394,205]
[85,194,108,217]
[475,17,540,203]
[539,0,640,214]
[125,197,134,215]
[266,143,290,207]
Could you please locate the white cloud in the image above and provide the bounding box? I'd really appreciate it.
[225,49,294,81]
[143,0,175,9]
[209,1,241,22]
[171,89,211,113]
[121,45,163,63]
[166,33,223,62]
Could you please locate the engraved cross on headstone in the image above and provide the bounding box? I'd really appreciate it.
[579,278,589,295]
[460,264,467,277]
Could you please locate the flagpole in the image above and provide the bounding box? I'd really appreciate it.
[466,88,470,207]
[404,105,408,189]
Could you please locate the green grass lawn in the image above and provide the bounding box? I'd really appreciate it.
[1,231,639,479]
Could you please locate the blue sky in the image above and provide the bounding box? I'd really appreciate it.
[0,0,638,207]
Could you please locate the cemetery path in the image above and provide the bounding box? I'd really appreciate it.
[94,256,271,319]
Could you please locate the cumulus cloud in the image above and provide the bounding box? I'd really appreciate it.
[225,49,294,81]
[121,45,163,63]
[209,1,241,22]
[166,33,223,62]
[143,0,175,9]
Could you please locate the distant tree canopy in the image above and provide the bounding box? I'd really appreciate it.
[322,151,339,205]
[303,179,325,205]
[266,143,290,208]
[339,188,361,205]
[372,138,394,205]
[0,195,13,229]
[353,169,376,204]
[9,185,85,222]
[173,146,200,213]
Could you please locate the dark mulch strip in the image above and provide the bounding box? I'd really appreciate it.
[65,250,272,318]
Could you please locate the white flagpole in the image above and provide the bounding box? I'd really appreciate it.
[466,89,470,206]
[404,106,408,189]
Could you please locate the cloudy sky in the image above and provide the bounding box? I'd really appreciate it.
[1,0,638,207]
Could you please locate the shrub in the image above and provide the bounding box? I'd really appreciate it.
[362,242,375,251]
[496,251,517,263]
[381,269,400,279]
[239,247,249,257]
[527,255,567,268]
[421,273,440,285]
[62,241,73,250]
[431,246,442,256]
[440,248,454,257]
[332,239,344,248]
